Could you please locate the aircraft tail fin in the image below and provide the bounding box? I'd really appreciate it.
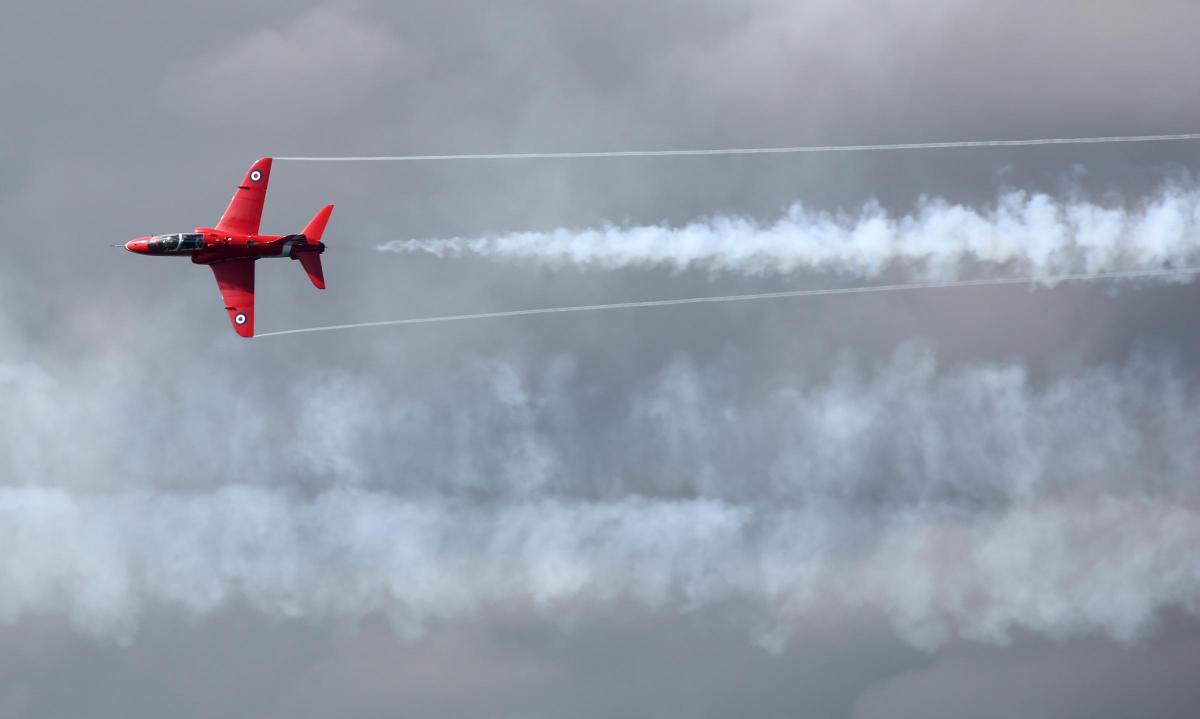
[298,252,325,289]
[296,205,332,290]
[303,205,334,244]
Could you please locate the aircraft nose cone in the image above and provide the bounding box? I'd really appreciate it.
[125,236,149,253]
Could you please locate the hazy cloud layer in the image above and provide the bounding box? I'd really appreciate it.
[4,340,1199,505]
[164,4,421,123]
[5,0,1200,715]
[2,343,1198,651]
[3,487,1197,652]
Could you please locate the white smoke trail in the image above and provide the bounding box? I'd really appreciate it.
[274,132,1200,161]
[380,186,1200,278]
[255,268,1200,338]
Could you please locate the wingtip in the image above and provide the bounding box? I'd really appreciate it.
[248,156,273,177]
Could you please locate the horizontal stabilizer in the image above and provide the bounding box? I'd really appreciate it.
[298,251,325,289]
[296,204,331,289]
[303,205,334,244]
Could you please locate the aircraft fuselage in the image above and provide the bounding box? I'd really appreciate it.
[124,230,325,265]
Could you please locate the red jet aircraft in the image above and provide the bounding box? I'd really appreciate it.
[125,157,331,337]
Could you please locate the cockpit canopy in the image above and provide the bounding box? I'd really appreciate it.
[148,233,204,253]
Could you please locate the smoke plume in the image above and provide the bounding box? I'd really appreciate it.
[1,488,1196,650]
[2,345,1198,647]
[381,185,1200,279]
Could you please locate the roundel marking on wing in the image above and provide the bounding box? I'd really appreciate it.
[249,169,263,182]
[234,312,248,326]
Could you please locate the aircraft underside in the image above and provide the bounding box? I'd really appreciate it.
[123,157,333,337]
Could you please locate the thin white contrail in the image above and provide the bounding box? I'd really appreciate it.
[253,267,1200,338]
[273,133,1200,162]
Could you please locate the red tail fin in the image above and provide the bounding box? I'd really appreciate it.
[303,205,334,244]
[297,205,332,289]
[298,252,325,289]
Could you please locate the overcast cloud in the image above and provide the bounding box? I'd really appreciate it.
[3,1,1200,717]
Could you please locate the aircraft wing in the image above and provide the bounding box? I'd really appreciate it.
[216,157,272,235]
[209,258,256,338]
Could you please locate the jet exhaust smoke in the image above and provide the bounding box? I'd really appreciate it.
[2,487,1196,650]
[380,186,1200,278]
[3,346,1200,647]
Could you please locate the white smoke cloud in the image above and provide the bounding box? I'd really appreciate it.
[4,343,1198,503]
[1,344,1199,647]
[1,487,1196,650]
[381,185,1200,278]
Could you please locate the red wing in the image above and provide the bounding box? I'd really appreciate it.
[216,157,272,235]
[209,259,256,338]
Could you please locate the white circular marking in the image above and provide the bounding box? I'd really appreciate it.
[249,169,263,182]
[234,313,248,326]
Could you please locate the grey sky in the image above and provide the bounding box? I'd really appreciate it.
[3,1,1200,716]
